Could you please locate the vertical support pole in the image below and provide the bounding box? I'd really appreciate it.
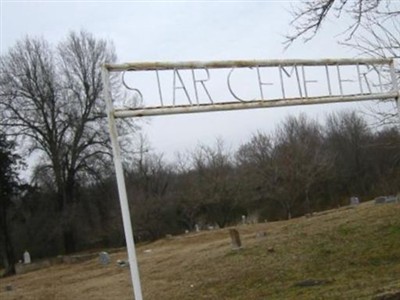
[102,66,144,300]
[390,59,400,122]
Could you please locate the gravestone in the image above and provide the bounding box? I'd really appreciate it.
[99,251,110,265]
[385,195,397,203]
[229,229,242,250]
[350,196,359,205]
[23,250,31,264]
[195,224,200,232]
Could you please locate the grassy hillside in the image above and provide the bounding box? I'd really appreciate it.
[1,201,400,299]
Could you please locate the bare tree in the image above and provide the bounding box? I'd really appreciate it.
[340,16,400,125]
[325,111,373,196]
[173,165,204,231]
[126,151,174,240]
[272,115,331,219]
[236,132,276,216]
[191,139,242,228]
[368,126,400,194]
[285,0,399,46]
[0,31,122,253]
[286,1,400,130]
[0,134,23,275]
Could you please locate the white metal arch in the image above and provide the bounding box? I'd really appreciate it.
[102,57,399,300]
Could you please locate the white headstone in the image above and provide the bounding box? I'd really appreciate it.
[195,224,200,232]
[350,196,360,205]
[23,251,31,264]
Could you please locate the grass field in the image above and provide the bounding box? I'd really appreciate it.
[1,200,400,299]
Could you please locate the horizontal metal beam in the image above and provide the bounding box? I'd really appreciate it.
[105,58,393,72]
[113,92,398,118]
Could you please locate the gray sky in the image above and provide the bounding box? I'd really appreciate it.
[1,0,380,164]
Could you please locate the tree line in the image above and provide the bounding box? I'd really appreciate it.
[2,110,400,274]
[121,112,399,235]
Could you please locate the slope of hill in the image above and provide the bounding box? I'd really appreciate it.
[1,200,400,299]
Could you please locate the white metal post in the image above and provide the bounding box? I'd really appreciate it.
[102,66,144,300]
[390,59,400,121]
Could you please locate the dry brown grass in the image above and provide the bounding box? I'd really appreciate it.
[1,200,400,299]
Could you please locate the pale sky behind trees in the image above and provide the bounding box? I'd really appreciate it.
[1,0,385,167]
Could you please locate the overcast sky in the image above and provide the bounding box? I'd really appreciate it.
[1,0,380,165]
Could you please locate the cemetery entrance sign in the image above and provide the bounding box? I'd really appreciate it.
[102,58,399,300]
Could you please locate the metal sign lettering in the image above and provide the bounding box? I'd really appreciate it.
[105,58,399,118]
